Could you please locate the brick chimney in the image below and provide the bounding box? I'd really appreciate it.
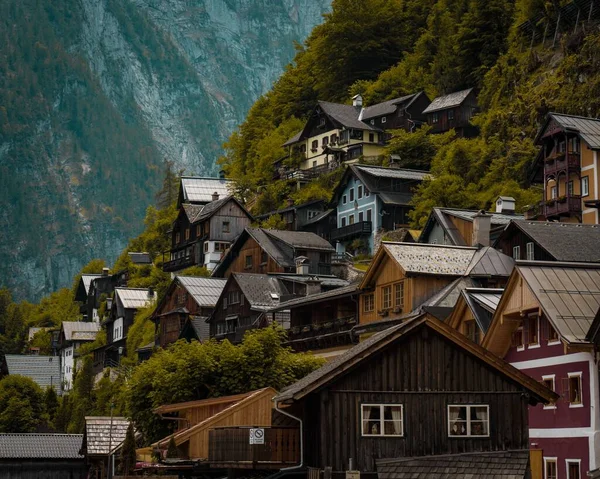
[212,191,219,201]
[472,210,491,247]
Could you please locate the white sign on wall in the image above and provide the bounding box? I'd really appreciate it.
[249,428,265,445]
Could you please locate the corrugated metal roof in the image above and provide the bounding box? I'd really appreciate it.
[81,274,101,295]
[384,242,476,276]
[318,101,378,131]
[463,287,504,334]
[177,276,227,307]
[360,93,419,120]
[423,88,474,114]
[128,252,152,264]
[180,177,232,204]
[547,113,600,150]
[4,355,61,392]
[0,434,83,459]
[465,246,515,277]
[62,321,101,341]
[517,262,600,343]
[114,288,157,310]
[354,165,431,181]
[83,417,130,455]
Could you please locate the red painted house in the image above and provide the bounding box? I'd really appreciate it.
[482,261,600,479]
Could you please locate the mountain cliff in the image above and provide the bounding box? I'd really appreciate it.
[0,0,330,300]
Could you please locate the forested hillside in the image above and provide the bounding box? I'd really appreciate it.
[221,0,600,224]
[0,0,329,301]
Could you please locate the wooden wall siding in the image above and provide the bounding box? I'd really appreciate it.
[447,216,473,246]
[504,278,538,314]
[497,231,555,262]
[210,280,255,338]
[179,401,240,432]
[411,276,454,309]
[224,237,285,278]
[303,329,529,473]
[0,461,87,479]
[208,203,252,242]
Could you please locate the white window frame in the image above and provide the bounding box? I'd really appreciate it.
[528,314,541,349]
[342,194,347,205]
[360,404,404,437]
[381,116,387,124]
[582,176,589,197]
[544,457,557,479]
[447,405,490,438]
[551,186,557,199]
[526,242,534,261]
[542,375,556,410]
[513,245,521,260]
[515,326,525,351]
[566,459,581,479]
[568,372,583,408]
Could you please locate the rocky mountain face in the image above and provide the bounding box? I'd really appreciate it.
[0,0,329,301]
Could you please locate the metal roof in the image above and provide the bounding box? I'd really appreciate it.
[423,88,474,114]
[128,252,152,264]
[176,276,227,307]
[465,246,515,277]
[267,284,359,312]
[4,355,61,392]
[81,274,101,295]
[303,208,335,226]
[180,177,232,204]
[263,229,335,252]
[232,273,290,311]
[462,287,504,334]
[318,101,379,131]
[383,242,477,276]
[114,288,157,310]
[282,130,302,147]
[0,434,83,459]
[83,417,130,456]
[441,208,522,225]
[354,165,431,181]
[274,274,349,289]
[517,262,600,343]
[539,113,600,149]
[61,321,101,342]
[360,93,420,120]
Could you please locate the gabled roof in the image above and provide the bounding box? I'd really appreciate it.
[61,321,101,342]
[465,246,515,277]
[377,450,530,479]
[177,276,227,307]
[353,165,430,181]
[232,273,290,311]
[535,112,600,149]
[82,417,130,456]
[0,434,83,459]
[255,199,325,220]
[266,284,359,312]
[4,355,61,392]
[360,92,424,120]
[182,203,204,223]
[128,252,152,264]
[179,177,232,205]
[303,208,335,226]
[422,88,474,114]
[154,391,259,415]
[448,288,504,335]
[495,220,600,263]
[114,287,157,310]
[264,229,335,252]
[81,274,101,295]
[419,207,523,246]
[282,130,303,147]
[318,101,379,131]
[179,316,210,342]
[275,314,557,405]
[418,277,478,321]
[195,196,251,224]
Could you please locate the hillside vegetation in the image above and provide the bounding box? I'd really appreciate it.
[220,0,600,224]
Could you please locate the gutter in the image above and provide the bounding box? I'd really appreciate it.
[274,398,303,471]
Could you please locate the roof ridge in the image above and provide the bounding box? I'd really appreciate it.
[383,241,476,250]
[516,260,600,269]
[549,111,600,121]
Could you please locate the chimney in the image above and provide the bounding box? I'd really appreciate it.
[212,191,219,201]
[218,169,226,179]
[472,210,491,247]
[495,196,516,214]
[352,94,363,108]
[305,277,322,296]
[148,286,154,298]
[102,267,110,276]
[286,198,294,207]
[295,256,310,275]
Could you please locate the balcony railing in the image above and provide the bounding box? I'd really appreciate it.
[544,152,581,177]
[209,427,300,469]
[162,254,195,272]
[544,195,582,218]
[284,316,356,351]
[330,221,372,242]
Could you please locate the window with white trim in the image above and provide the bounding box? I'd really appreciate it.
[568,373,582,406]
[350,188,355,202]
[582,176,589,197]
[567,460,581,479]
[544,458,557,479]
[513,245,521,260]
[526,242,534,260]
[528,315,540,347]
[550,186,557,199]
[361,404,403,436]
[542,375,556,410]
[382,285,392,310]
[363,294,374,313]
[448,405,489,437]
[381,117,387,124]
[343,195,347,205]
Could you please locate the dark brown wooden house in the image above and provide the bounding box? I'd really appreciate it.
[211,228,335,278]
[272,314,557,478]
[255,199,327,232]
[422,88,478,137]
[359,91,431,132]
[153,276,226,348]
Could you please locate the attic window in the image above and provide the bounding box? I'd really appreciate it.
[245,255,252,269]
[370,119,375,125]
[319,117,326,127]
[464,320,478,344]
[548,322,560,344]
[222,221,230,233]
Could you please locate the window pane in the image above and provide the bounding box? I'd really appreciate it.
[569,462,580,479]
[383,406,403,435]
[449,406,467,436]
[546,460,557,479]
[362,405,381,435]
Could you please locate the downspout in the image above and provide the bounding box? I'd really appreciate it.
[274,398,303,471]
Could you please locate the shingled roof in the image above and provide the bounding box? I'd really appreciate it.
[4,355,61,392]
[82,417,130,456]
[423,88,474,114]
[318,101,378,131]
[232,273,290,311]
[0,434,83,459]
[382,243,477,276]
[535,112,600,149]
[360,92,422,120]
[377,450,530,479]
[497,220,600,263]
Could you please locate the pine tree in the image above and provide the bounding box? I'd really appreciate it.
[119,422,137,475]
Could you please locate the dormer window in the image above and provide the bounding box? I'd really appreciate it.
[319,117,326,127]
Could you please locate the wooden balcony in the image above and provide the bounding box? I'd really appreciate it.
[544,152,581,177]
[284,316,357,352]
[162,253,195,272]
[544,195,582,218]
[330,221,372,242]
[208,427,300,469]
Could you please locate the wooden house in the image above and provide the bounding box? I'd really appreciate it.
[211,228,335,278]
[422,88,479,137]
[300,209,337,241]
[81,416,131,479]
[153,276,226,348]
[358,242,514,329]
[494,219,600,262]
[270,313,556,478]
[92,288,156,374]
[163,195,253,273]
[0,433,86,479]
[418,201,522,247]
[331,165,430,254]
[57,321,100,391]
[481,261,600,479]
[255,199,327,232]
[528,113,600,224]
[445,288,503,345]
[74,274,101,321]
[359,91,431,132]
[82,268,128,323]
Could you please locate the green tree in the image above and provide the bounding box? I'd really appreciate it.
[385,126,455,170]
[119,422,137,474]
[0,375,45,432]
[29,329,53,355]
[44,386,60,426]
